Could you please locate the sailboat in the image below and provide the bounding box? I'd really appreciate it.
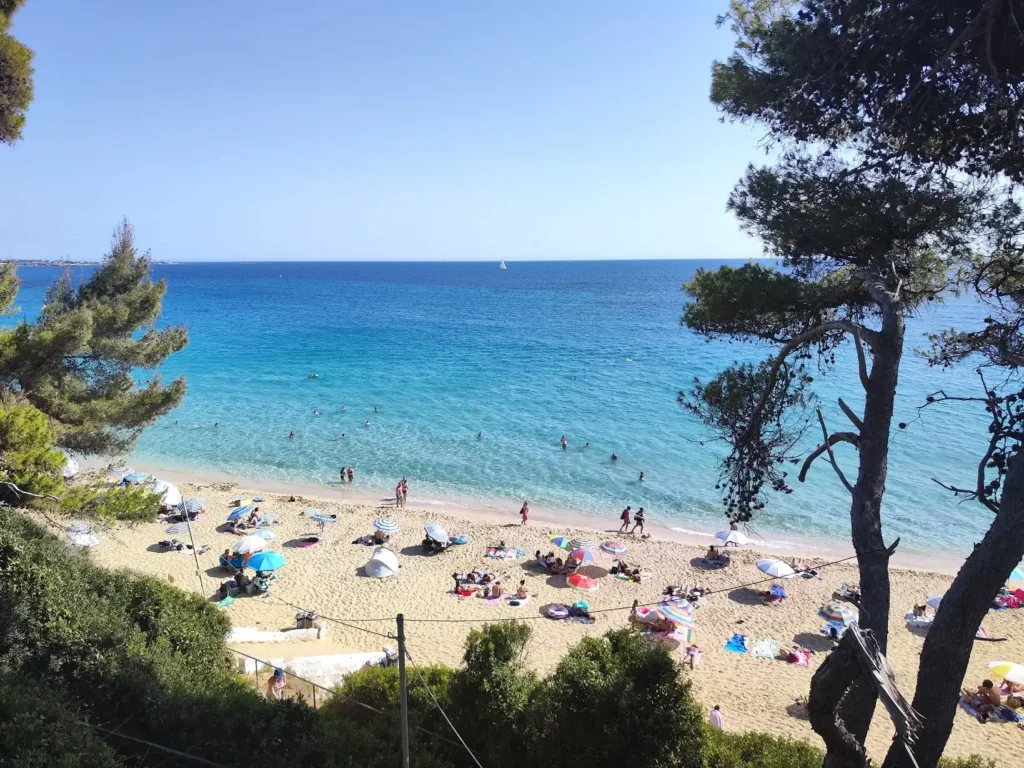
[499,260,507,270]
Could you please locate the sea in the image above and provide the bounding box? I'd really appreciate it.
[9,260,997,557]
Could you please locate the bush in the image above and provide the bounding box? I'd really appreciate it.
[937,758,998,768]
[704,730,824,768]
[0,402,65,506]
[0,674,122,767]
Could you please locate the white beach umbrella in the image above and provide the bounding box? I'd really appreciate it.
[756,558,796,579]
[365,546,399,578]
[715,530,749,546]
[61,452,80,479]
[151,478,183,507]
[989,661,1024,684]
[926,595,944,611]
[232,535,267,555]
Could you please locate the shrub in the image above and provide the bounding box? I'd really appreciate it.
[704,730,824,768]
[937,758,998,768]
[0,402,64,506]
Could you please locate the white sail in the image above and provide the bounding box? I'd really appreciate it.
[499,260,507,270]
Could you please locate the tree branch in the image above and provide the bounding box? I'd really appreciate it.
[838,397,864,430]
[852,327,871,391]
[743,320,877,443]
[815,407,856,493]
[800,429,860,483]
[0,481,62,503]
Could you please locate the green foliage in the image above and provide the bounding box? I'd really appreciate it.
[704,730,824,768]
[527,629,705,768]
[0,0,33,145]
[0,219,188,454]
[0,674,122,767]
[0,401,64,506]
[936,758,997,768]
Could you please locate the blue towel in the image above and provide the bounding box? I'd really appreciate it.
[724,634,748,654]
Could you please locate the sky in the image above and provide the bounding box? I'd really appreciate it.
[1,1,771,262]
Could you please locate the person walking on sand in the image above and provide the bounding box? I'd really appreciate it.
[631,507,645,535]
[618,506,632,533]
[268,668,286,701]
[709,705,724,730]
[519,501,530,525]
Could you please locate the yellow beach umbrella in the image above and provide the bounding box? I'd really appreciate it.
[988,661,1024,684]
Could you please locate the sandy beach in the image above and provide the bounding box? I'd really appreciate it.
[57,474,1024,765]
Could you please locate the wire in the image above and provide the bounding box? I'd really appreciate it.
[267,595,396,639]
[79,722,232,768]
[405,645,485,768]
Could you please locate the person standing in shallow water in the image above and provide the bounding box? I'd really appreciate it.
[347,467,354,482]
[519,501,529,525]
[561,435,568,450]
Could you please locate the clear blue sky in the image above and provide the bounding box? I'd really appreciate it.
[2,1,768,262]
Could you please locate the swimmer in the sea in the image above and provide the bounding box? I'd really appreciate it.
[313,410,319,415]
[373,406,378,413]
[289,431,296,439]
[477,431,483,440]
[585,442,590,449]
[561,435,568,450]
[365,419,371,427]
[340,406,345,411]
[639,470,644,482]
[611,452,618,461]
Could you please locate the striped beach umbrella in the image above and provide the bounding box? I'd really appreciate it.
[549,535,572,551]
[819,602,858,626]
[569,538,597,551]
[568,573,599,591]
[374,518,400,533]
[569,548,598,564]
[658,595,695,626]
[246,551,286,572]
[600,540,628,555]
[989,661,1024,684]
[227,505,255,522]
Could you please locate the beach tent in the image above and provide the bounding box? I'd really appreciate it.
[365,547,399,578]
[715,530,749,546]
[152,478,183,507]
[62,452,80,479]
[756,559,796,579]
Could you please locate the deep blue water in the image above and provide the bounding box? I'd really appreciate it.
[10,260,996,555]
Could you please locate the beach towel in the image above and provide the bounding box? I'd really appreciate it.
[484,594,505,606]
[217,595,235,610]
[452,535,468,545]
[788,648,812,667]
[724,634,748,654]
[751,637,779,659]
[975,626,1008,642]
[508,595,529,607]
[566,615,596,624]
[485,547,526,560]
[699,558,728,569]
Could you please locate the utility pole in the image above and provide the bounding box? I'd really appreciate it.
[183,502,205,596]
[397,613,410,768]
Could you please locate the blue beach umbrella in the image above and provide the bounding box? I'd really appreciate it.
[549,536,572,551]
[253,529,275,540]
[246,551,286,572]
[309,513,337,525]
[1008,567,1024,590]
[227,505,254,522]
[374,518,400,533]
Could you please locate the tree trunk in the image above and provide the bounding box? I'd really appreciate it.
[882,452,1024,768]
[832,312,904,745]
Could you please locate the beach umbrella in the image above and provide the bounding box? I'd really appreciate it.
[658,595,695,625]
[926,594,944,611]
[569,538,596,551]
[309,513,336,525]
[165,522,195,535]
[715,530,749,546]
[151,479,183,507]
[246,551,286,572]
[180,497,205,515]
[770,585,787,600]
[227,504,255,522]
[819,602,858,626]
[374,518,400,533]
[600,540,628,555]
[569,548,598,564]
[568,573,599,591]
[756,559,796,579]
[253,529,275,540]
[424,524,449,545]
[1008,567,1024,590]
[123,471,149,484]
[232,535,267,555]
[549,535,572,551]
[988,661,1024,684]
[365,546,399,578]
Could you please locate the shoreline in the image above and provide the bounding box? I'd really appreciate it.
[104,457,965,575]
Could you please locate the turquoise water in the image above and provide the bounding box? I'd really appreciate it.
[11,261,994,555]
